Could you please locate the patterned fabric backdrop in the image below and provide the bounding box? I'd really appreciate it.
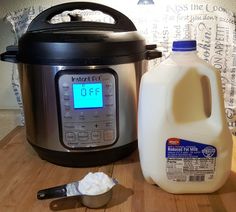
[5,2,236,134]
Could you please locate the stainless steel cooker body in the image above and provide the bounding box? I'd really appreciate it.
[19,63,141,152]
[1,2,161,166]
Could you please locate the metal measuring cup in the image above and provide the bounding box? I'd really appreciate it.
[37,178,118,208]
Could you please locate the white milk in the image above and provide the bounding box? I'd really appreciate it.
[138,40,233,194]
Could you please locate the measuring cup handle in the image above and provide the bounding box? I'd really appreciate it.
[27,2,136,32]
[37,185,67,200]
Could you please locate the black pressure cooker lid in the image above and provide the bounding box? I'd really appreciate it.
[1,2,161,65]
[18,30,147,65]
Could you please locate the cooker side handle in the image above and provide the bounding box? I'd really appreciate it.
[0,45,18,63]
[27,2,137,32]
[145,45,162,60]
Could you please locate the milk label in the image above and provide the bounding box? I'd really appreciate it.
[166,138,217,182]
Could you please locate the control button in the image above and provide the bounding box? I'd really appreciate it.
[104,95,114,105]
[78,115,85,121]
[105,81,113,94]
[104,103,114,107]
[64,102,71,110]
[64,111,72,118]
[105,121,113,128]
[78,111,85,121]
[64,93,70,100]
[107,88,113,95]
[62,83,70,91]
[105,81,112,88]
[106,109,114,118]
[104,130,114,141]
[64,123,75,129]
[92,123,104,130]
[64,104,71,110]
[78,131,89,141]
[92,131,101,140]
[105,93,113,98]
[93,111,100,118]
[65,132,76,141]
[77,123,87,131]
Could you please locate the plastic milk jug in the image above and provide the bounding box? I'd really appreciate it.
[138,40,233,194]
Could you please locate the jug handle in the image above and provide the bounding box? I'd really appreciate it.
[201,65,227,127]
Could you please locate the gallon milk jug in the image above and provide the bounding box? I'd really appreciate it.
[138,40,233,194]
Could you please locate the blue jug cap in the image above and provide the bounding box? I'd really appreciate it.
[172,40,197,51]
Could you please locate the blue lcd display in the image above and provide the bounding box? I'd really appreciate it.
[73,83,103,109]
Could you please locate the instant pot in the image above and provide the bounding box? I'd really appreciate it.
[1,2,161,167]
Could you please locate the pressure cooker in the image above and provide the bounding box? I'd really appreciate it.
[1,2,161,167]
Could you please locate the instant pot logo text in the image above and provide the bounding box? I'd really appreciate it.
[71,75,101,82]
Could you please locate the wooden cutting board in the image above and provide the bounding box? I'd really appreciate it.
[0,127,235,212]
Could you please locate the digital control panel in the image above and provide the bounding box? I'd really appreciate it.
[57,70,118,149]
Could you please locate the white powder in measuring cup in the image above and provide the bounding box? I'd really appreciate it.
[78,172,115,195]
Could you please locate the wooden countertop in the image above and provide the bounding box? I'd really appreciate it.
[0,127,236,212]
